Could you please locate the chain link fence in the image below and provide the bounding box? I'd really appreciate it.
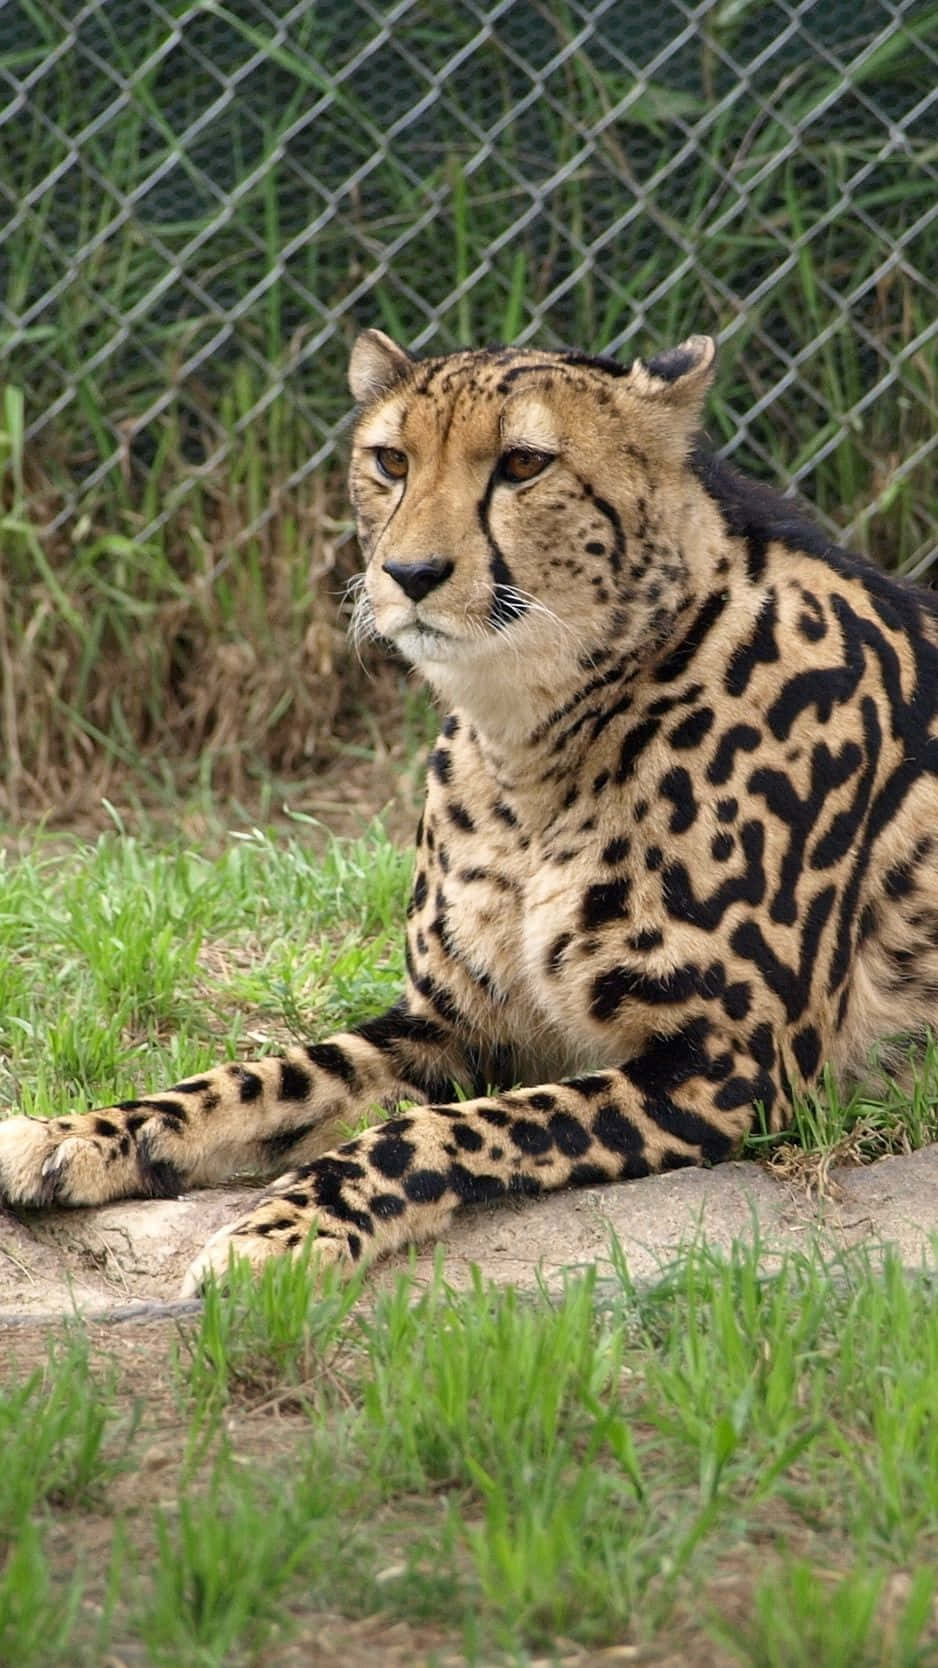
[2,0,936,569]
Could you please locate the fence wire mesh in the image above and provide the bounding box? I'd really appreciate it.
[1,0,936,572]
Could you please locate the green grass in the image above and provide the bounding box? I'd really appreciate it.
[1,3,935,817]
[1,821,938,1661]
[6,1242,938,1664]
[176,1242,365,1418]
[745,1047,938,1180]
[0,819,409,1114]
[0,1334,136,1526]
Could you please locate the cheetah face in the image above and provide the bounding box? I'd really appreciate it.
[347,329,716,707]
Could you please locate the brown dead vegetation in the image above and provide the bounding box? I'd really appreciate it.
[0,428,402,823]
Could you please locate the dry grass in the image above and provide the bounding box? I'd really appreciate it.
[0,416,378,821]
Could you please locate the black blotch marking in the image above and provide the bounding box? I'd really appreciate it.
[628,927,664,952]
[707,724,761,786]
[661,1148,695,1171]
[356,1004,446,1051]
[140,1098,186,1121]
[582,876,631,931]
[884,860,915,899]
[792,1026,821,1081]
[668,706,715,749]
[451,1121,484,1152]
[749,727,866,926]
[480,1107,510,1128]
[858,902,878,942]
[601,836,631,866]
[623,1023,737,1163]
[712,1076,757,1112]
[731,885,836,1022]
[372,1192,407,1219]
[653,590,728,683]
[569,1162,611,1186]
[508,1173,543,1197]
[447,802,476,833]
[280,1061,312,1101]
[403,1169,449,1203]
[748,1024,776,1071]
[546,932,572,976]
[510,1119,553,1156]
[448,1165,507,1205]
[566,1073,613,1099]
[263,1122,320,1161]
[370,1133,416,1179]
[722,982,752,1020]
[136,1137,183,1199]
[305,1042,359,1087]
[590,960,704,1022]
[661,822,765,928]
[311,1160,374,1235]
[725,591,779,697]
[615,718,661,783]
[232,1070,263,1104]
[593,1101,647,1160]
[659,766,697,835]
[549,1112,591,1157]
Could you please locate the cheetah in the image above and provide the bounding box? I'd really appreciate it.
[2,328,937,1294]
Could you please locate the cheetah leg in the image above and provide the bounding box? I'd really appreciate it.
[0,1004,467,1208]
[181,1022,784,1294]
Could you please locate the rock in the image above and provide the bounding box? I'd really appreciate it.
[1,1147,936,1322]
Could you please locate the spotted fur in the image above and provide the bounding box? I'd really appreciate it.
[2,328,937,1293]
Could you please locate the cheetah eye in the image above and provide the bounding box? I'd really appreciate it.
[374,446,408,481]
[498,447,554,484]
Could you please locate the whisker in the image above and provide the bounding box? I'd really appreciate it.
[492,586,589,654]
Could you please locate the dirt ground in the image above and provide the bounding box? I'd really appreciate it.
[2,1143,937,1327]
[4,1152,936,1667]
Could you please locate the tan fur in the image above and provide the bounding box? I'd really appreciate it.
[2,330,936,1293]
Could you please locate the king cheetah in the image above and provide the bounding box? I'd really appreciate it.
[2,328,936,1293]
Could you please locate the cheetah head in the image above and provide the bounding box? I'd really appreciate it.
[347,329,716,728]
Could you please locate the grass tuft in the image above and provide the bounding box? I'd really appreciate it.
[0,1333,137,1532]
[713,1561,938,1668]
[746,1042,938,1191]
[178,1244,364,1415]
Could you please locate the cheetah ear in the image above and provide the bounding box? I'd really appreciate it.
[629,335,716,413]
[619,335,716,458]
[348,330,414,405]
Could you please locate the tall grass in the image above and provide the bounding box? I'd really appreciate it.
[1,1,935,817]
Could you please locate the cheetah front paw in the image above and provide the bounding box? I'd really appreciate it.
[0,1113,137,1207]
[179,1200,353,1297]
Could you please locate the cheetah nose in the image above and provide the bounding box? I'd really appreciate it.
[382,557,454,603]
